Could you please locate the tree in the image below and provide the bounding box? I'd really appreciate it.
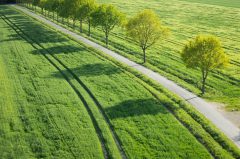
[44,0,54,17]
[59,0,84,28]
[47,0,61,21]
[56,0,65,23]
[77,0,97,35]
[181,35,229,94]
[91,4,125,46]
[39,0,47,15]
[126,9,169,63]
[32,0,40,12]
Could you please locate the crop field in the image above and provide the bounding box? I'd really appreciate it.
[38,0,240,110]
[1,5,240,159]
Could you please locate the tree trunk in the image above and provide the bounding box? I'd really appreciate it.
[143,48,146,63]
[88,18,91,36]
[201,70,208,95]
[73,19,75,30]
[105,33,109,47]
[80,20,83,33]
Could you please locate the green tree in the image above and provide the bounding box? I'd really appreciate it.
[44,0,53,17]
[182,35,229,94]
[77,0,97,35]
[32,0,40,12]
[91,4,125,46]
[48,0,61,21]
[126,9,169,63]
[59,0,84,28]
[39,0,47,15]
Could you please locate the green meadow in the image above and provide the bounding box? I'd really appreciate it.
[83,0,240,110]
[1,5,240,158]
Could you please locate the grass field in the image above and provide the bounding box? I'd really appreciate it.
[181,0,240,8]
[34,0,240,110]
[93,0,239,111]
[1,5,240,159]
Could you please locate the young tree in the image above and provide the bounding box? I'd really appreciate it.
[91,4,125,47]
[39,0,47,15]
[181,35,229,94]
[32,0,40,12]
[58,0,72,26]
[59,0,84,28]
[56,0,65,23]
[77,0,97,35]
[126,9,169,63]
[48,0,61,21]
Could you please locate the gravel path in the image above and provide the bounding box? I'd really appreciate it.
[13,5,240,147]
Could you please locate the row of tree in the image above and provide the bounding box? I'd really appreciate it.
[18,0,168,63]
[17,0,228,94]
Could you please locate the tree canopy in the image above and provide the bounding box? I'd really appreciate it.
[77,0,97,35]
[126,9,169,63]
[182,35,229,94]
[91,4,125,46]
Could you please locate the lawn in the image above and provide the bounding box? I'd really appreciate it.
[1,5,239,158]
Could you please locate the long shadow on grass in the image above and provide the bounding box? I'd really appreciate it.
[1,7,67,44]
[31,45,84,55]
[50,63,122,78]
[0,33,22,42]
[105,99,169,119]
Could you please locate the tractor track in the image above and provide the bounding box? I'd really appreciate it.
[1,13,127,159]
[0,14,110,159]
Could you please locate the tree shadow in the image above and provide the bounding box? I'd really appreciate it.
[0,33,22,42]
[2,7,67,44]
[105,99,169,119]
[31,45,85,55]
[50,63,122,78]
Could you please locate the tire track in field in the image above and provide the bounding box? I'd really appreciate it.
[0,14,81,159]
[44,41,127,159]
[1,13,127,159]
[10,10,127,158]
[0,14,109,159]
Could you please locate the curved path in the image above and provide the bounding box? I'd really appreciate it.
[13,5,240,147]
